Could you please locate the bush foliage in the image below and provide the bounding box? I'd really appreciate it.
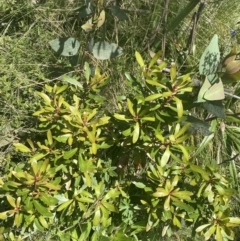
[1,1,240,241]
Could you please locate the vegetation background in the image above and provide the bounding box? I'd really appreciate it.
[1,0,240,240]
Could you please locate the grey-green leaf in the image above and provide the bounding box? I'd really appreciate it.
[109,6,128,21]
[203,101,225,119]
[92,41,123,60]
[199,34,220,76]
[49,37,80,57]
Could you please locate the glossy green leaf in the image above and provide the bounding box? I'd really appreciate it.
[149,50,162,68]
[114,113,130,122]
[164,196,171,210]
[101,201,118,213]
[13,143,31,153]
[135,51,145,68]
[145,93,162,101]
[160,146,170,167]
[190,165,210,181]
[36,92,52,105]
[40,194,58,206]
[62,75,83,89]
[7,195,16,208]
[33,200,53,217]
[153,188,168,197]
[173,215,181,228]
[170,63,177,81]
[132,122,140,144]
[47,129,53,146]
[173,96,183,118]
[93,208,101,226]
[38,216,49,229]
[172,191,193,201]
[127,98,135,116]
[132,181,146,189]
[34,217,45,231]
[57,200,73,212]
[63,148,78,159]
[0,212,8,220]
[196,223,211,232]
[55,84,68,94]
[204,225,216,240]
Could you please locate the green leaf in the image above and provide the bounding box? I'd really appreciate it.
[36,92,52,105]
[145,93,162,101]
[63,148,78,159]
[172,201,194,212]
[192,133,214,158]
[196,223,211,232]
[149,50,162,68]
[0,212,8,220]
[57,200,73,212]
[127,98,135,116]
[172,191,193,201]
[204,225,216,240]
[7,195,16,208]
[135,51,145,68]
[34,217,45,231]
[168,0,201,31]
[153,188,168,197]
[38,216,49,229]
[190,165,210,181]
[13,143,31,153]
[49,37,80,56]
[62,75,83,89]
[173,215,181,228]
[92,41,123,60]
[109,6,128,21]
[40,194,58,206]
[132,181,146,189]
[101,201,118,213]
[79,222,92,241]
[33,200,53,217]
[55,84,68,94]
[93,208,101,226]
[160,146,170,167]
[47,131,53,146]
[114,113,130,122]
[132,122,140,143]
[173,96,183,118]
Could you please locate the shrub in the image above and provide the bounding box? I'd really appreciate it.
[1,33,240,241]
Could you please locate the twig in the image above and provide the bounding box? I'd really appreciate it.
[218,152,240,165]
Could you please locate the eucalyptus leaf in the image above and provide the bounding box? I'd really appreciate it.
[109,6,128,21]
[49,37,80,56]
[186,115,212,136]
[199,34,220,76]
[203,101,225,119]
[92,41,123,60]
